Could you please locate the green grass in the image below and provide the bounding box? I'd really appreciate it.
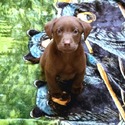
[0,21,57,124]
[0,23,40,119]
[0,119,59,125]
[0,37,13,52]
[0,1,57,123]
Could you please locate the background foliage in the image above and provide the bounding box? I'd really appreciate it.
[0,0,55,40]
[0,0,57,123]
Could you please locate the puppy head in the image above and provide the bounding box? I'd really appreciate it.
[45,16,91,53]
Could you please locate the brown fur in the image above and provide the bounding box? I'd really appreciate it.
[40,16,91,99]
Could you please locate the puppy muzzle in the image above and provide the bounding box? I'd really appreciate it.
[57,41,78,53]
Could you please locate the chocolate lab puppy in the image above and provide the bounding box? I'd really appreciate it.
[40,16,91,105]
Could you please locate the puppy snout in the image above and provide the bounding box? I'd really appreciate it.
[64,40,71,47]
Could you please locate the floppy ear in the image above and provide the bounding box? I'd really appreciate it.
[79,20,92,41]
[44,18,57,39]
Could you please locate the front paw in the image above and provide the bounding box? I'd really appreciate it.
[71,84,84,95]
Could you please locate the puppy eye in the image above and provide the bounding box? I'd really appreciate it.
[73,29,79,35]
[57,29,62,35]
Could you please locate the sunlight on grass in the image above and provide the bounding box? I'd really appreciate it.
[0,1,55,123]
[0,37,13,52]
[0,33,41,119]
[0,119,59,125]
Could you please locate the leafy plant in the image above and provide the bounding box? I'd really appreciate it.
[0,0,55,40]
